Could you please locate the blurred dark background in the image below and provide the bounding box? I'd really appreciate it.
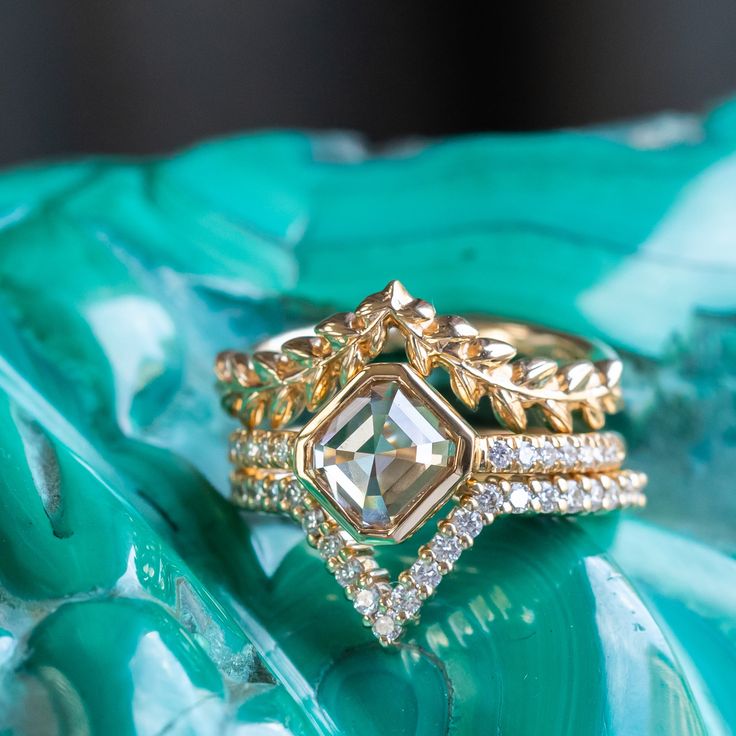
[2,0,736,167]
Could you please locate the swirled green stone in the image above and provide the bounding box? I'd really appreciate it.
[0,100,735,735]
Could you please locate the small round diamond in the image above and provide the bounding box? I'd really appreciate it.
[452,507,483,537]
[589,479,605,511]
[592,445,605,465]
[604,479,620,507]
[272,437,291,467]
[474,482,502,514]
[302,508,325,532]
[517,441,537,470]
[373,614,401,642]
[244,438,259,462]
[561,444,579,468]
[390,584,421,617]
[334,557,362,587]
[565,480,585,512]
[411,559,442,589]
[537,480,558,513]
[539,441,559,468]
[578,445,594,468]
[489,440,513,470]
[431,534,462,564]
[354,586,380,616]
[617,476,633,505]
[286,480,305,505]
[259,436,273,464]
[508,482,531,513]
[317,533,343,559]
[263,478,281,503]
[605,443,620,464]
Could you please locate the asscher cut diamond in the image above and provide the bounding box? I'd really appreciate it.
[311,378,459,541]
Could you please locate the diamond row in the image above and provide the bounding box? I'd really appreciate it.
[229,429,296,470]
[477,432,625,474]
[229,428,626,476]
[230,470,397,639]
[468,471,647,516]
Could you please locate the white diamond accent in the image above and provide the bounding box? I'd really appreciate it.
[517,441,537,469]
[561,444,578,467]
[431,534,462,563]
[539,441,559,467]
[390,584,421,617]
[411,559,442,590]
[452,507,483,537]
[489,440,513,470]
[589,479,605,511]
[373,614,401,642]
[354,586,381,616]
[579,445,594,468]
[509,482,531,512]
[302,508,325,532]
[334,557,362,587]
[537,480,558,513]
[317,533,343,559]
[565,480,585,512]
[474,482,503,514]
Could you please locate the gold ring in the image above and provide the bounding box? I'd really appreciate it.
[215,281,646,644]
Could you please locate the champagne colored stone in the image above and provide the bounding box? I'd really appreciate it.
[312,379,457,537]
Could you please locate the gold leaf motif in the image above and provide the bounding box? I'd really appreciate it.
[215,280,623,432]
[282,335,331,362]
[252,351,292,383]
[513,358,558,387]
[364,322,388,358]
[306,365,336,410]
[449,367,479,409]
[316,312,362,346]
[561,360,595,392]
[539,400,574,433]
[581,401,605,430]
[406,333,433,376]
[243,394,267,428]
[599,359,623,388]
[489,389,527,432]
[339,343,365,386]
[470,337,517,367]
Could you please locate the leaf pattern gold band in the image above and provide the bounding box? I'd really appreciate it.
[215,280,622,433]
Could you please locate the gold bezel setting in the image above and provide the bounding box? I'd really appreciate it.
[294,362,476,544]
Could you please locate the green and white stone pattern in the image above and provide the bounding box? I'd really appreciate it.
[0,99,735,735]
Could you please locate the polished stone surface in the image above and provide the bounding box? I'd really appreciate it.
[312,378,457,538]
[0,99,734,735]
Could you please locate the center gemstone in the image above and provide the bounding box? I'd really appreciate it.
[310,378,459,541]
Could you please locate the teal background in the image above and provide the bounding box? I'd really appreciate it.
[0,101,735,735]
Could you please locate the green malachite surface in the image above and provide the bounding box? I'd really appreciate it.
[0,101,735,735]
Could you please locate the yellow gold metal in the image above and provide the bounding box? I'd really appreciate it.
[217,281,645,645]
[215,280,622,433]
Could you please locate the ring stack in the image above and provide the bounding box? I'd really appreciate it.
[215,281,647,645]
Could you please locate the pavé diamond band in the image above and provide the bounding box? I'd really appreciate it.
[215,281,647,644]
[230,427,626,475]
